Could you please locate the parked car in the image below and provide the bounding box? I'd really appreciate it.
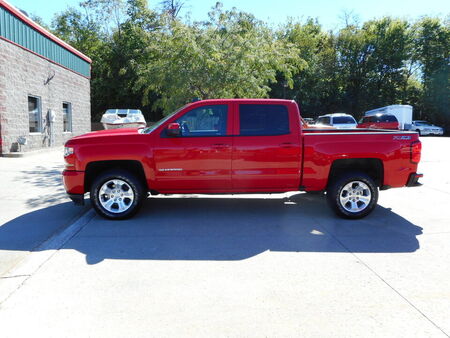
[357,114,399,130]
[411,121,444,136]
[364,105,412,130]
[63,99,423,220]
[315,114,357,129]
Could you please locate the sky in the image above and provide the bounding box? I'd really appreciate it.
[7,0,450,31]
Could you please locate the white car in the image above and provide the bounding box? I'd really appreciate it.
[411,120,444,136]
[315,114,357,129]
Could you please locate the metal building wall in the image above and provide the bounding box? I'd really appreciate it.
[0,6,90,77]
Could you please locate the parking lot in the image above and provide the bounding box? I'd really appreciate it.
[0,137,449,337]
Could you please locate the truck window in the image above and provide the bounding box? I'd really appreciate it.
[383,115,397,122]
[333,116,356,124]
[320,116,331,126]
[239,104,289,136]
[176,105,228,136]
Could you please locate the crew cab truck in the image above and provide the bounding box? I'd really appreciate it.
[63,99,423,220]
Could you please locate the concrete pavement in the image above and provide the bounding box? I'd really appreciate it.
[0,138,449,337]
[0,147,89,277]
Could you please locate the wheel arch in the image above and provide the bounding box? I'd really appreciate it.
[328,158,384,188]
[84,160,147,192]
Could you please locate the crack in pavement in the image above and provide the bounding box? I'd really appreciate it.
[0,275,31,280]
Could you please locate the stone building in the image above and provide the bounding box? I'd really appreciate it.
[0,0,91,155]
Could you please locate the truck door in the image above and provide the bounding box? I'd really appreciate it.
[153,104,233,191]
[231,103,301,190]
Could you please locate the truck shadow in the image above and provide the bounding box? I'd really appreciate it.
[0,193,423,265]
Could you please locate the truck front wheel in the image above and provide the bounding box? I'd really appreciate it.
[90,169,145,220]
[326,172,378,219]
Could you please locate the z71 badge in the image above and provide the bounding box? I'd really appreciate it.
[393,135,411,140]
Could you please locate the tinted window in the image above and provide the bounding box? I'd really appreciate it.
[381,115,397,122]
[63,102,72,132]
[360,116,373,123]
[415,121,431,126]
[317,116,331,125]
[333,116,356,124]
[28,96,41,133]
[176,105,228,137]
[239,104,289,136]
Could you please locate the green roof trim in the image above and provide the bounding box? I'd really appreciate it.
[0,6,91,77]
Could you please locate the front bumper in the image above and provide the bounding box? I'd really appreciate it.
[406,173,423,187]
[63,170,85,194]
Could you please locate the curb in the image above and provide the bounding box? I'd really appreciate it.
[1,146,64,158]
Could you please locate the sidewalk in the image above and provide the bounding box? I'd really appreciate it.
[0,147,89,277]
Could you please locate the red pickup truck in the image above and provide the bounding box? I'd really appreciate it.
[63,99,422,220]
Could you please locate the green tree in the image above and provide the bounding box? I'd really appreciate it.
[136,3,301,113]
[48,0,448,129]
[414,17,450,126]
[271,19,340,118]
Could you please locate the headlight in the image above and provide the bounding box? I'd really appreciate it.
[64,146,74,157]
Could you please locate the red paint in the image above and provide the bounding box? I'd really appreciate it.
[63,99,422,196]
[411,141,421,164]
[62,170,85,194]
[357,115,399,130]
[357,121,399,130]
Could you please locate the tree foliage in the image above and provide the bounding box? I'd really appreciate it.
[47,1,449,130]
[135,3,302,112]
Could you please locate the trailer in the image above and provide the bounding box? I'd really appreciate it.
[364,105,413,130]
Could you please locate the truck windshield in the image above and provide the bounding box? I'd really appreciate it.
[140,105,188,134]
[333,116,355,124]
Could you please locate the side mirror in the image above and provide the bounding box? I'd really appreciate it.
[166,123,181,137]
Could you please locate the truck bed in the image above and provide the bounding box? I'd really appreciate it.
[301,128,420,191]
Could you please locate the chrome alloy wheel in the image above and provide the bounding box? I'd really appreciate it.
[339,181,372,213]
[98,179,134,213]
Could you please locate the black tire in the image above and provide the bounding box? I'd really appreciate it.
[326,171,378,219]
[90,169,145,220]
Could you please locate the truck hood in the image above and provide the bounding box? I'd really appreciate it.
[66,128,142,145]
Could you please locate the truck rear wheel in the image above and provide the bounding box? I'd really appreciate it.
[90,169,145,220]
[326,172,378,219]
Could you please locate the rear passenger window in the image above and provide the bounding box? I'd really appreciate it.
[239,104,289,136]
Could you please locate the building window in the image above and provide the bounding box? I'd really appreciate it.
[63,102,72,132]
[28,96,42,133]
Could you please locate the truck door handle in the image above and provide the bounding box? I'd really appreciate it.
[279,142,295,148]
